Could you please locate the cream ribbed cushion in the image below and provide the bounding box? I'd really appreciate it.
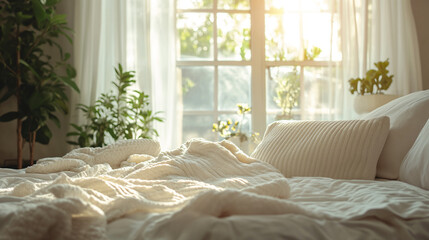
[251,117,390,180]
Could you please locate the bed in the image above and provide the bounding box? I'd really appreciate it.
[0,90,428,240]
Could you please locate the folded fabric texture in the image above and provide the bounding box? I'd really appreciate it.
[26,139,161,173]
[1,139,291,240]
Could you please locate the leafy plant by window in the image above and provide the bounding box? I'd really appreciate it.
[182,77,195,94]
[0,0,78,168]
[212,104,259,143]
[349,59,393,95]
[273,67,300,118]
[304,47,322,61]
[269,47,321,119]
[67,64,163,147]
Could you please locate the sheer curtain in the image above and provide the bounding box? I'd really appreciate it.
[72,0,180,150]
[339,0,422,119]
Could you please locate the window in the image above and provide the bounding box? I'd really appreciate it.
[176,0,341,143]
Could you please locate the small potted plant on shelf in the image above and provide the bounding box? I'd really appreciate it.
[212,104,260,154]
[349,59,399,114]
[67,64,163,147]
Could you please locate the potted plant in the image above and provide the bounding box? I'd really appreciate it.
[349,59,398,114]
[67,64,163,147]
[0,0,78,168]
[273,67,300,120]
[269,47,321,120]
[212,104,260,154]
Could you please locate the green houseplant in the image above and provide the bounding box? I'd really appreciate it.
[349,59,393,95]
[273,67,300,120]
[68,64,163,147]
[349,59,398,114]
[0,0,78,168]
[269,47,321,120]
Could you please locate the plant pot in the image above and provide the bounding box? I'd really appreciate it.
[354,94,400,114]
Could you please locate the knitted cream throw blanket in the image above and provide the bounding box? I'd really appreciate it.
[0,139,293,240]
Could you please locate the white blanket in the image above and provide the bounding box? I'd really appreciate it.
[0,139,294,240]
[1,139,429,240]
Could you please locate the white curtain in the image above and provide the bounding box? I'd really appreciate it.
[72,0,180,150]
[339,0,422,119]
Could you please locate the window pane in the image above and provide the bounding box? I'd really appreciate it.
[182,115,216,143]
[179,66,214,111]
[218,0,250,10]
[300,0,332,12]
[303,66,336,119]
[218,66,251,110]
[266,0,332,12]
[266,114,277,126]
[218,13,251,61]
[266,66,301,118]
[177,13,214,60]
[265,0,284,10]
[265,13,300,61]
[177,0,213,9]
[302,13,332,61]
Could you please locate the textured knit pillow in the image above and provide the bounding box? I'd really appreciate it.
[251,117,390,180]
[362,90,429,179]
[399,118,429,190]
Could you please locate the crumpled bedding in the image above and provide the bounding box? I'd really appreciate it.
[108,178,429,240]
[0,139,295,240]
[1,138,429,240]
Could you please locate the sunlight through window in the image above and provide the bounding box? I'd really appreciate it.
[176,0,341,145]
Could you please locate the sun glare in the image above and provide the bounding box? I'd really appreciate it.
[265,0,340,61]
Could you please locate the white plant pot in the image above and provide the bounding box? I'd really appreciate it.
[354,94,400,114]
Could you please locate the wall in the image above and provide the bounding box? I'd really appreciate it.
[411,0,429,90]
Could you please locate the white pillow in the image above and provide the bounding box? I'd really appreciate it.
[399,118,429,190]
[251,117,390,180]
[362,90,429,179]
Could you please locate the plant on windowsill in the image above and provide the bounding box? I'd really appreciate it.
[212,104,260,154]
[270,47,321,120]
[67,64,163,147]
[273,67,300,120]
[0,0,79,168]
[349,59,399,114]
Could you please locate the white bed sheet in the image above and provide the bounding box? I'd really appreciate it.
[0,139,428,240]
[106,177,429,240]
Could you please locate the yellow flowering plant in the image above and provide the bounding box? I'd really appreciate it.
[212,104,259,143]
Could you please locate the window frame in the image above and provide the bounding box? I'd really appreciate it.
[176,0,340,141]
